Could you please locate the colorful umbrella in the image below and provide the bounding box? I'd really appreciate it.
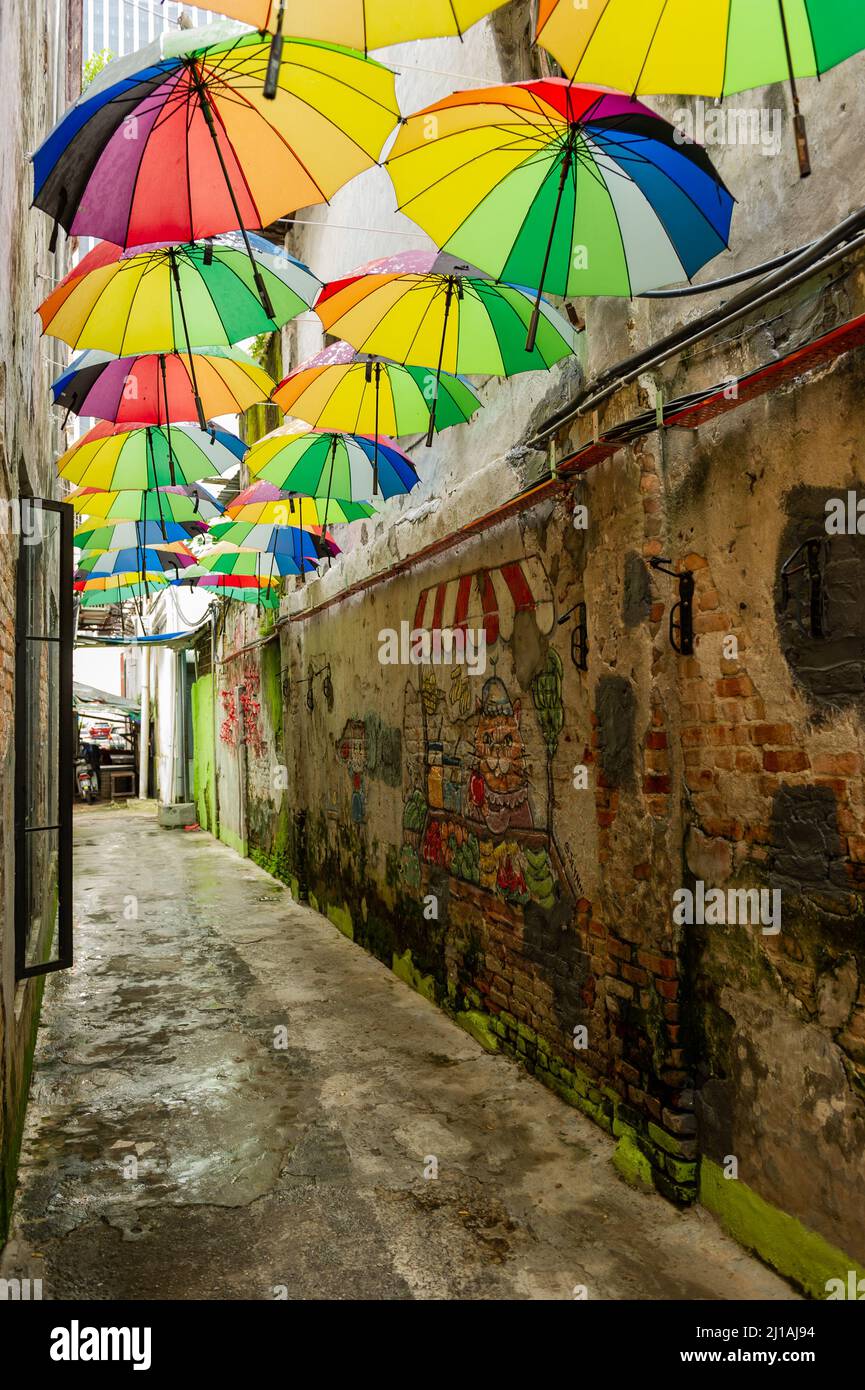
[192,583,280,607]
[246,425,421,501]
[226,480,376,526]
[74,519,207,549]
[57,422,246,491]
[76,545,197,577]
[39,235,319,425]
[535,0,865,177]
[78,584,172,606]
[316,250,584,437]
[66,485,225,523]
[77,573,172,596]
[210,520,341,560]
[32,23,400,263]
[387,81,734,346]
[209,1,511,50]
[195,542,319,579]
[272,341,482,450]
[52,347,276,427]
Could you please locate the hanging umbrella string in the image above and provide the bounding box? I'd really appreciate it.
[186,60,277,320]
[425,275,455,448]
[169,248,208,431]
[373,365,380,494]
[323,434,338,534]
[777,0,811,178]
[526,129,578,354]
[148,429,169,564]
[158,355,176,485]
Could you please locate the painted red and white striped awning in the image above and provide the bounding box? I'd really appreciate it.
[412,557,554,645]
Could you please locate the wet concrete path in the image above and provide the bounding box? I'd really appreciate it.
[2,803,796,1300]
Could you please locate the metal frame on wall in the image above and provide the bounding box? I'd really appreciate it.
[14,498,74,980]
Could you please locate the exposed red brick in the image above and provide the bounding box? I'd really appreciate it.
[763,749,810,773]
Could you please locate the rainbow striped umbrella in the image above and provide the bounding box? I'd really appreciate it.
[66,485,225,524]
[388,81,734,345]
[57,423,246,491]
[246,426,421,501]
[52,347,276,427]
[32,24,399,250]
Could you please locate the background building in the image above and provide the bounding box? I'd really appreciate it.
[82,1,218,62]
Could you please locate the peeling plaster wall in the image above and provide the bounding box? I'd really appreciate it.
[200,17,865,1289]
[0,0,79,1242]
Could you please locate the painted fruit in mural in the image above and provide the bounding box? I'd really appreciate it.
[531,649,564,759]
[524,846,556,910]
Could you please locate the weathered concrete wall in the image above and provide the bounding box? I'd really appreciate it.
[0,0,79,1241]
[199,15,865,1293]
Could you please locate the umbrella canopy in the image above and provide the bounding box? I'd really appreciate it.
[534,0,865,177]
[272,340,482,442]
[226,480,376,526]
[77,572,172,595]
[195,542,319,578]
[317,251,584,374]
[32,23,400,249]
[316,249,584,433]
[210,520,341,559]
[52,346,276,426]
[57,422,246,490]
[246,427,421,501]
[78,584,172,606]
[536,0,865,94]
[387,80,734,344]
[66,485,225,523]
[74,519,207,549]
[194,583,280,607]
[209,1,510,47]
[76,544,197,577]
[39,235,320,355]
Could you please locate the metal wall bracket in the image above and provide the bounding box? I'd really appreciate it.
[558,600,589,670]
[649,558,695,656]
[780,537,826,639]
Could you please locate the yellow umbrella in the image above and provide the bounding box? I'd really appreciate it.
[210,1,510,50]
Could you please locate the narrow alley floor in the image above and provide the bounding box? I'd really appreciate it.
[2,804,796,1301]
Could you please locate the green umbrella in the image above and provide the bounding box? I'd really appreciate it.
[58,422,246,490]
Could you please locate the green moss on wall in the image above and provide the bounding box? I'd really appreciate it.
[327,903,354,940]
[700,1157,865,1299]
[392,949,436,1002]
[456,1010,499,1052]
[191,674,216,834]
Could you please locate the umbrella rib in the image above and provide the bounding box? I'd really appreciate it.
[585,126,732,252]
[630,0,672,97]
[212,43,399,124]
[392,129,555,218]
[201,250,282,342]
[118,71,189,248]
[202,72,339,200]
[402,277,453,367]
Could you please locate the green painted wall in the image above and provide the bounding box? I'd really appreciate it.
[191,674,217,835]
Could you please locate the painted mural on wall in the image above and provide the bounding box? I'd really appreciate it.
[336,712,403,824]
[337,718,368,824]
[400,557,572,912]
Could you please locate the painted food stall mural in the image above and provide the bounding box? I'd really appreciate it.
[401,556,573,911]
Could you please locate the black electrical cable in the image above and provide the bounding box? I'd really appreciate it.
[638,241,813,298]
